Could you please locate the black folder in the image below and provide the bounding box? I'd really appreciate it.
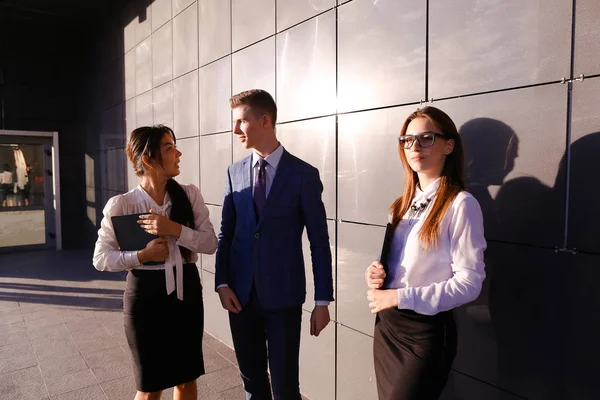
[111,213,162,266]
[379,222,394,276]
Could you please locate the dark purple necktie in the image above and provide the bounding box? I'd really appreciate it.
[254,158,267,219]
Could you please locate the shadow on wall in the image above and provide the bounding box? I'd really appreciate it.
[481,115,563,400]
[559,131,600,252]
[555,131,600,400]
[461,118,519,239]
[446,120,600,400]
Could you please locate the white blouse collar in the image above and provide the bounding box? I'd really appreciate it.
[415,177,441,202]
[136,184,172,213]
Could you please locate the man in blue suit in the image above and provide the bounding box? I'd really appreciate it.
[215,89,334,400]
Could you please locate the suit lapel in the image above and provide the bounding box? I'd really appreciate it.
[257,150,291,228]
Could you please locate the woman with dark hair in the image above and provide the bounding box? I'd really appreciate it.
[365,107,486,400]
[93,125,217,400]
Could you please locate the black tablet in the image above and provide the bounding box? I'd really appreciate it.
[111,213,162,266]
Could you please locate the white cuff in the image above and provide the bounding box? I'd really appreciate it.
[315,301,330,307]
[176,225,194,247]
[216,284,229,290]
[125,251,142,268]
[397,288,414,310]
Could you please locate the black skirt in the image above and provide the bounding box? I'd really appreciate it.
[123,264,205,393]
[373,308,457,400]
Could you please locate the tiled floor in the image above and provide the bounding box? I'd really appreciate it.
[0,249,245,399]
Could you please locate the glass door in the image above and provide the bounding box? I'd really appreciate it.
[0,137,55,250]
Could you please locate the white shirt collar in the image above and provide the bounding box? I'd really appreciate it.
[252,143,284,169]
[136,184,171,212]
[415,177,442,201]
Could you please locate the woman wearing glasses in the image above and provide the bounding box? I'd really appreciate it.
[365,107,486,400]
[93,125,217,400]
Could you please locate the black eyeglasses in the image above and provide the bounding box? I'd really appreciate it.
[398,132,446,149]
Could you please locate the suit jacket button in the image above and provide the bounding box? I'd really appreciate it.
[254,232,260,239]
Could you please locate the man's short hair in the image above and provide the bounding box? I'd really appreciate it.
[229,89,277,127]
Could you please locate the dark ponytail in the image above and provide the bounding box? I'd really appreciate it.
[166,178,194,262]
[127,124,195,262]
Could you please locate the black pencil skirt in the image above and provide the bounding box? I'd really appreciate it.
[373,308,457,400]
[123,264,205,393]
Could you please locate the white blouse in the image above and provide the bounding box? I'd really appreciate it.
[0,171,12,184]
[384,178,486,315]
[92,184,218,300]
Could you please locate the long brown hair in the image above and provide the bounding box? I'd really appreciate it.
[390,106,465,249]
[126,125,194,261]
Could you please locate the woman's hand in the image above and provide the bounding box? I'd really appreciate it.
[138,237,169,263]
[367,289,398,314]
[138,209,182,238]
[365,261,386,288]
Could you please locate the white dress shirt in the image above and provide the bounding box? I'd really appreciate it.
[93,184,218,300]
[220,144,330,306]
[251,143,284,196]
[383,178,486,315]
[0,171,13,184]
[14,149,27,190]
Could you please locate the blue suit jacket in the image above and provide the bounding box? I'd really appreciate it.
[215,149,334,310]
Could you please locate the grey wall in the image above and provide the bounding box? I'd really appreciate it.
[79,0,600,399]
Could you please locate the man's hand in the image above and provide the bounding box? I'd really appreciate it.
[367,289,398,314]
[365,261,386,289]
[217,287,242,314]
[310,305,330,337]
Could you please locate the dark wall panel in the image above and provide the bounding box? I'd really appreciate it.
[567,76,600,253]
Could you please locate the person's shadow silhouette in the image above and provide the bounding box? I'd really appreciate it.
[441,114,600,400]
[443,118,566,400]
[552,131,600,400]
[442,118,522,400]
[557,131,600,253]
[489,165,564,399]
[461,118,519,238]
[488,131,600,400]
